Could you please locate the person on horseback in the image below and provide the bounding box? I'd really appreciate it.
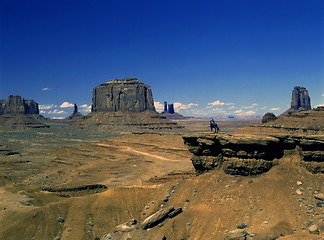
[210,118,219,133]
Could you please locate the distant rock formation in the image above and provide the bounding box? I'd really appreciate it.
[72,78,182,132]
[161,101,186,119]
[162,101,175,114]
[0,95,48,129]
[92,78,155,112]
[65,104,84,120]
[241,107,324,136]
[291,86,311,111]
[0,95,39,115]
[168,103,175,114]
[261,112,277,124]
[0,114,49,129]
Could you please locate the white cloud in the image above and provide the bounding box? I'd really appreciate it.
[242,103,258,109]
[228,105,235,110]
[80,104,91,113]
[269,107,281,111]
[234,109,243,114]
[48,109,66,115]
[52,117,65,119]
[40,110,46,114]
[39,104,56,110]
[207,100,234,108]
[60,102,74,108]
[322,94,324,97]
[233,109,255,116]
[174,102,199,110]
[154,101,164,112]
[208,100,225,106]
[245,110,256,115]
[42,87,51,91]
[317,104,324,107]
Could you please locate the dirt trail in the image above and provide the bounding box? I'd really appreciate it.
[97,143,182,162]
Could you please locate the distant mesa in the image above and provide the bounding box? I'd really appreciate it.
[0,95,48,129]
[65,104,84,120]
[72,78,181,132]
[0,95,39,115]
[92,77,155,112]
[161,101,186,120]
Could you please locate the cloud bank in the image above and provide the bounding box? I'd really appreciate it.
[154,99,284,117]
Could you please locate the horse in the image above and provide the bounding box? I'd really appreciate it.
[210,120,219,133]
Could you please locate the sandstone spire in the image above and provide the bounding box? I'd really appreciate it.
[291,86,311,110]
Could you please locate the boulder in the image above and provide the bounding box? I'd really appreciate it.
[141,206,175,229]
[224,229,247,240]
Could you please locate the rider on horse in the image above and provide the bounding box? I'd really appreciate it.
[210,118,219,133]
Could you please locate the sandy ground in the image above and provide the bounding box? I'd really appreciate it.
[0,119,323,239]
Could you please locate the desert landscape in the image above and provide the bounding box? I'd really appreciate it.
[0,78,323,240]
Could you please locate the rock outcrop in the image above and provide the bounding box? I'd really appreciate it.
[0,114,49,129]
[261,112,277,123]
[241,107,324,136]
[65,104,84,120]
[92,78,155,112]
[291,86,311,111]
[183,133,324,175]
[0,95,47,129]
[0,95,39,115]
[72,78,182,132]
[161,101,186,119]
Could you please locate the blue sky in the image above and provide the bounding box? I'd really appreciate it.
[1,0,323,118]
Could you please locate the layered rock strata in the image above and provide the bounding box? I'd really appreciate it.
[240,107,324,136]
[92,78,155,112]
[0,95,48,129]
[291,86,311,111]
[0,114,49,129]
[72,78,181,132]
[72,111,180,132]
[0,95,39,115]
[183,133,324,175]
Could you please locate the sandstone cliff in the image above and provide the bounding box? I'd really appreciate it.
[183,133,324,175]
[92,78,155,112]
[0,95,47,129]
[0,95,39,115]
[291,86,311,111]
[241,107,324,136]
[72,78,181,132]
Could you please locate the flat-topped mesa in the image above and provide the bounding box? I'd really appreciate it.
[92,77,156,112]
[0,95,39,115]
[291,86,311,111]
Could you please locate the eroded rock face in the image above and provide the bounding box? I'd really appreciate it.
[291,86,311,111]
[262,112,277,124]
[0,95,39,115]
[183,133,324,175]
[65,104,84,120]
[92,78,155,112]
